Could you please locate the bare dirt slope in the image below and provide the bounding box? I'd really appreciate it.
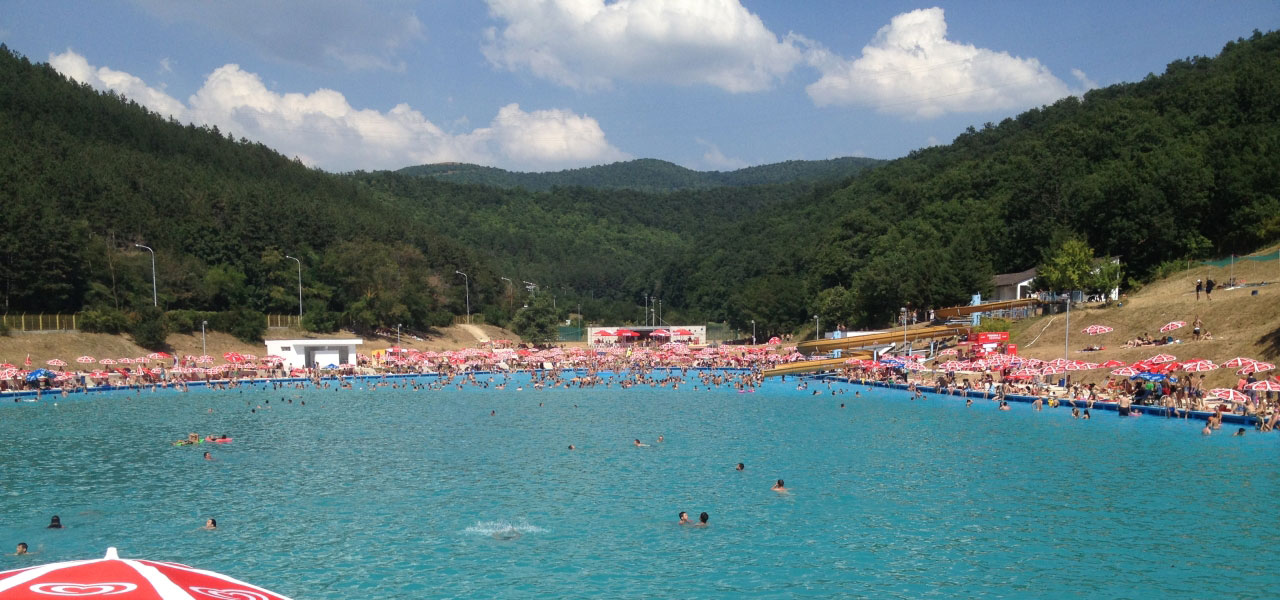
[0,324,519,368]
[1009,247,1280,388]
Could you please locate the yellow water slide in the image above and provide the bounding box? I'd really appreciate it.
[795,324,970,356]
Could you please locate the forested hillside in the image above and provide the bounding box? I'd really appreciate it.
[1,30,1278,343]
[397,157,882,192]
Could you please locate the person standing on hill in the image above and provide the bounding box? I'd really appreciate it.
[1205,279,1215,300]
[1195,279,1203,300]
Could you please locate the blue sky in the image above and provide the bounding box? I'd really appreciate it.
[3,1,1277,172]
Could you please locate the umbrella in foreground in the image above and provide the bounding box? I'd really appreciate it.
[1208,388,1249,403]
[1246,380,1280,392]
[1082,325,1113,335]
[0,547,292,599]
[1160,321,1185,333]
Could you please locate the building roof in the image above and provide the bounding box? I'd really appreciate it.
[993,267,1037,288]
[266,339,363,346]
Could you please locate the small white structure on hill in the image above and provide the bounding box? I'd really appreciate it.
[265,338,363,370]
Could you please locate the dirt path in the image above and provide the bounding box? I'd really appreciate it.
[459,324,490,344]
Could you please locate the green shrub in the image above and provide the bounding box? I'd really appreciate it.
[165,309,217,334]
[129,306,170,349]
[0,319,8,336]
[301,310,341,333]
[80,309,131,334]
[209,308,266,343]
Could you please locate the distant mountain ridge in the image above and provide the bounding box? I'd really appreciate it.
[396,157,884,192]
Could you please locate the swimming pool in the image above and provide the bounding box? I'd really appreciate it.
[2,373,1277,597]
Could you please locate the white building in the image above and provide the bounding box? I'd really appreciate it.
[265,338,363,370]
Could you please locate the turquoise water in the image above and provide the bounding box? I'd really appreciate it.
[3,374,1278,598]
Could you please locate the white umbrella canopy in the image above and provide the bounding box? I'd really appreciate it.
[0,547,293,599]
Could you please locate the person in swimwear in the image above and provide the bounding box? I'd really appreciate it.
[1233,427,1245,436]
[678,511,691,525]
[634,439,648,447]
[203,451,212,461]
[568,445,576,450]
[695,512,709,527]
[736,463,744,471]
[15,543,28,555]
[47,516,63,529]
[203,518,217,530]
[771,479,788,493]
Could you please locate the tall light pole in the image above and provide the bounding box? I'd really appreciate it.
[902,307,909,355]
[751,319,756,345]
[500,277,513,311]
[201,320,208,357]
[658,299,662,325]
[135,244,156,306]
[814,315,820,341]
[396,323,402,347]
[455,270,470,324]
[285,255,303,320]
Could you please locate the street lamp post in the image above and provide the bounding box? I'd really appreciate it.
[658,299,662,325]
[135,244,156,306]
[902,307,909,355]
[201,320,207,357]
[285,255,303,320]
[455,270,470,324]
[396,323,402,347]
[814,315,820,341]
[751,319,756,345]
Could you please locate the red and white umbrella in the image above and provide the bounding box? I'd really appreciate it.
[146,352,172,360]
[767,336,781,345]
[1082,325,1113,335]
[118,358,135,365]
[1100,359,1127,368]
[1181,360,1219,372]
[1222,357,1257,368]
[1147,353,1177,364]
[241,354,258,362]
[1159,321,1185,333]
[1110,367,1139,377]
[76,356,96,364]
[196,355,214,365]
[1246,380,1280,392]
[223,353,244,363]
[46,359,67,367]
[938,348,959,356]
[1209,388,1249,404]
[98,359,117,366]
[0,547,293,599]
[1238,362,1274,375]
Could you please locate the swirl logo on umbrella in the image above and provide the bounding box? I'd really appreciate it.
[28,582,137,595]
[189,587,272,600]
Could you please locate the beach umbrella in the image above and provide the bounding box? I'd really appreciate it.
[45,359,67,367]
[117,358,134,364]
[98,358,116,366]
[1082,325,1114,335]
[1238,362,1275,375]
[938,348,959,356]
[1208,388,1249,403]
[0,547,293,599]
[1147,353,1177,364]
[1011,368,1041,377]
[767,336,781,345]
[650,329,670,337]
[1040,365,1066,375]
[1110,367,1139,377]
[263,355,284,362]
[1246,380,1280,392]
[223,352,244,363]
[1222,357,1257,368]
[146,352,171,360]
[1100,359,1127,368]
[1159,321,1186,333]
[76,356,96,364]
[241,354,258,361]
[196,355,214,364]
[1181,360,1219,372]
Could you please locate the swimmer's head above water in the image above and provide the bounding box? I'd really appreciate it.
[47,516,62,529]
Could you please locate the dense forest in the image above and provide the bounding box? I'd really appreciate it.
[397,157,883,192]
[1,30,1277,344]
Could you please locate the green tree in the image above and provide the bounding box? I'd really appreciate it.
[1036,238,1096,293]
[509,295,559,346]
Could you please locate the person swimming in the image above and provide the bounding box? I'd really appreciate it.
[1233,427,1245,436]
[203,451,212,460]
[736,462,744,471]
[634,439,649,447]
[15,542,28,555]
[568,444,576,450]
[695,512,709,527]
[771,479,788,493]
[678,511,691,525]
[47,515,62,529]
[203,518,217,530]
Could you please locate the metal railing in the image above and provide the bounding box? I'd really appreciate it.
[2,313,79,332]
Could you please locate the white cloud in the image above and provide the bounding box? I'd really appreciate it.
[806,7,1080,119]
[131,0,424,71]
[158,57,173,74]
[482,0,803,93]
[50,50,626,172]
[49,50,187,118]
[696,138,747,170]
